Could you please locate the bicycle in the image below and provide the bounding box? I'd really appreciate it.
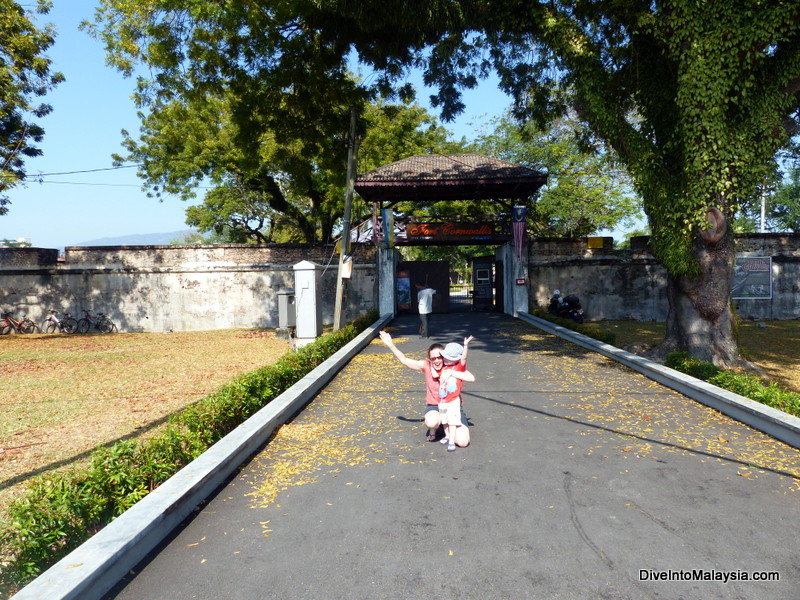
[76,310,118,334]
[42,310,78,334]
[1,312,41,334]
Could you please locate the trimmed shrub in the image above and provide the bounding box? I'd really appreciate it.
[664,351,723,380]
[666,351,800,418]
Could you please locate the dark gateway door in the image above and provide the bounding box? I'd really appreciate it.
[396,261,450,314]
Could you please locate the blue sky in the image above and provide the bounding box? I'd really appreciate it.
[2,1,511,250]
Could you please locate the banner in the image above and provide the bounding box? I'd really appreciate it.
[731,256,772,299]
[512,205,527,261]
[396,269,411,310]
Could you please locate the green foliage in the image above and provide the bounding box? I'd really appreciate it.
[744,165,800,232]
[0,0,64,213]
[170,230,228,245]
[1,469,102,583]
[615,226,651,250]
[1,238,33,247]
[666,352,800,417]
[113,87,458,243]
[531,308,616,345]
[0,312,377,588]
[84,1,463,244]
[475,111,642,237]
[85,0,800,263]
[185,184,283,244]
[665,351,723,381]
[467,2,800,275]
[396,104,645,275]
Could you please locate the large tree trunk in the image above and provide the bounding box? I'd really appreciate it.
[660,208,742,368]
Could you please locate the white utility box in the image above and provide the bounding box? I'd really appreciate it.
[293,260,323,346]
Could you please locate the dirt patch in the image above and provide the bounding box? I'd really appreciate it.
[0,330,290,516]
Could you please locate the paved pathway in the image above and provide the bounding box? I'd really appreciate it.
[104,312,800,600]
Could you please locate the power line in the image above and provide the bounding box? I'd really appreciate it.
[26,165,140,177]
[27,180,142,188]
[27,180,215,189]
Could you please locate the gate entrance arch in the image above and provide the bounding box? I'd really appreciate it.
[354,154,547,316]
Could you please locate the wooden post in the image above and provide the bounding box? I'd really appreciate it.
[333,108,358,331]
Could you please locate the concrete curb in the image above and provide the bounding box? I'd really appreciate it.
[11,314,394,600]
[517,312,800,450]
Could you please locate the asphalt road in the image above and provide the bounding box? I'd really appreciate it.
[104,312,800,600]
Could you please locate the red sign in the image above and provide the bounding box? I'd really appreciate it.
[407,222,499,242]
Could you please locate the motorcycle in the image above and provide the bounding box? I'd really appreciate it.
[547,290,585,324]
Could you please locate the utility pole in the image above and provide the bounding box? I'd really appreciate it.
[333,107,358,330]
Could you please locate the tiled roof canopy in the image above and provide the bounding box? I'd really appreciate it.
[355,153,547,204]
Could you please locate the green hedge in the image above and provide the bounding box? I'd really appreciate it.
[0,312,378,589]
[530,308,617,345]
[665,351,800,418]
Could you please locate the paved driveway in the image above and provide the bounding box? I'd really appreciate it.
[105,312,800,600]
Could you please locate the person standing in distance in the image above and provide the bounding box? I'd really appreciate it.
[415,283,436,338]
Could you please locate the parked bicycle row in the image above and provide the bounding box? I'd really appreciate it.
[1,310,118,335]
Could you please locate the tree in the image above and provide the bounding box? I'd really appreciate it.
[353,1,800,367]
[736,164,800,233]
[767,167,800,231]
[475,111,641,237]
[170,231,224,245]
[113,91,458,243]
[89,1,800,366]
[112,92,347,243]
[185,181,282,243]
[616,226,651,250]
[1,237,32,247]
[464,2,800,367]
[0,0,63,213]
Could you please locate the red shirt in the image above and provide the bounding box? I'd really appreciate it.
[438,362,466,403]
[421,360,442,405]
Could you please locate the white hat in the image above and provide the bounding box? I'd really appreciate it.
[441,342,463,362]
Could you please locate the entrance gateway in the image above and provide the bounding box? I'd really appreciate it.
[353,153,547,315]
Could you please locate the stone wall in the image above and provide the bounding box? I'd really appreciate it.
[0,244,377,332]
[733,233,800,320]
[2,233,798,332]
[528,234,800,321]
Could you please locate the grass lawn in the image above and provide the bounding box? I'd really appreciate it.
[0,330,290,516]
[591,319,800,394]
